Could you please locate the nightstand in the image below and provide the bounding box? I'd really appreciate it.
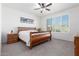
[7,33,18,44]
[74,36,79,56]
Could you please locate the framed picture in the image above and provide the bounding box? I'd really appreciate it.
[20,17,34,24]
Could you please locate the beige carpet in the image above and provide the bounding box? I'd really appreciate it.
[1,39,74,56]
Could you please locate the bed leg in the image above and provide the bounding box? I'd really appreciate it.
[30,47,32,49]
[50,36,51,40]
[50,37,51,40]
[50,31,52,40]
[29,45,32,49]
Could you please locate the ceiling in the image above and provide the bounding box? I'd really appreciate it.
[2,3,79,17]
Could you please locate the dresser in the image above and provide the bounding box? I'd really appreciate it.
[74,36,79,56]
[7,33,18,44]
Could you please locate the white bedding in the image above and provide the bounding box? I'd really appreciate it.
[19,31,30,46]
[18,30,50,46]
[19,30,38,46]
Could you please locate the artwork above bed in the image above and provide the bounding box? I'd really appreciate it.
[20,17,34,24]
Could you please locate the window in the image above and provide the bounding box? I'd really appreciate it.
[47,17,52,31]
[47,15,69,32]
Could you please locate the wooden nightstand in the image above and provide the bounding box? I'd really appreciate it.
[7,33,18,44]
[74,36,79,56]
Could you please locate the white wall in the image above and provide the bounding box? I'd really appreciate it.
[40,6,79,41]
[0,3,1,55]
[2,6,40,43]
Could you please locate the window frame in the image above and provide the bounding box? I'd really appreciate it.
[47,15,70,33]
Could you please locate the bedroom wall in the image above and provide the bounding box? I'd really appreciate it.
[0,3,1,55]
[2,6,40,43]
[40,6,79,41]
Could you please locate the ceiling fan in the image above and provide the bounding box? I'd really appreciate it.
[34,3,52,13]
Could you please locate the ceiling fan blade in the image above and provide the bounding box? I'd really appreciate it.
[46,8,50,11]
[46,3,52,7]
[38,3,45,8]
[34,8,41,10]
[38,3,41,6]
[42,3,45,7]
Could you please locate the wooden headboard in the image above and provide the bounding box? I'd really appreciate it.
[18,27,36,32]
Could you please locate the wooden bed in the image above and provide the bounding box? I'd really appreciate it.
[18,27,52,49]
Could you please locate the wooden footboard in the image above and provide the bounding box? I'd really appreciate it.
[18,27,51,49]
[29,31,51,49]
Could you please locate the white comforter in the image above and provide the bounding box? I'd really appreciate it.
[19,31,30,46]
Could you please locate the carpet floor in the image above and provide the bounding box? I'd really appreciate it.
[1,39,74,56]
